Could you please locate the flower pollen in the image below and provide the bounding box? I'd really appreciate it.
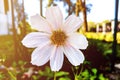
[50,30,67,46]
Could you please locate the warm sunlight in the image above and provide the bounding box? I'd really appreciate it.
[0,0,120,80]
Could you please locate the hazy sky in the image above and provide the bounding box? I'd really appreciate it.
[87,0,120,22]
[24,0,120,23]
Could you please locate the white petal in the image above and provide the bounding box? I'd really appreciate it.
[50,46,64,71]
[31,44,55,66]
[30,14,52,33]
[63,45,84,66]
[45,6,63,29]
[68,33,88,49]
[63,15,83,33]
[21,32,50,48]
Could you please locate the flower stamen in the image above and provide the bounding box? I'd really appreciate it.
[50,30,67,45]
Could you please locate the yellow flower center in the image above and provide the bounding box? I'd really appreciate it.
[50,30,67,46]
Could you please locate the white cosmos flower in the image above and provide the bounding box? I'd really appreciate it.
[22,6,88,71]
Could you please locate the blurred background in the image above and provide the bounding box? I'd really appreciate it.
[0,0,120,80]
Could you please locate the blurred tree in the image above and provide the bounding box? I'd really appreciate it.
[4,0,9,14]
[82,0,88,32]
[3,0,10,35]
[11,0,19,61]
[111,0,119,71]
[40,0,43,16]
[75,0,88,32]
[11,0,30,61]
[20,0,30,61]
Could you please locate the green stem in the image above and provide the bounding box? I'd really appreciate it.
[79,64,84,76]
[54,72,56,80]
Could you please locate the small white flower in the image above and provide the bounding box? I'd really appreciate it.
[22,6,88,71]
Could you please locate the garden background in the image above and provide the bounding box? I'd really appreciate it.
[0,0,120,80]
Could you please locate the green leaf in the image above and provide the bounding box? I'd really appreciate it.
[84,60,91,65]
[91,68,97,75]
[59,77,71,80]
[104,50,112,55]
[56,71,69,77]
[80,69,89,79]
[32,75,39,80]
[38,70,44,76]
[99,74,108,80]
[90,76,97,80]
